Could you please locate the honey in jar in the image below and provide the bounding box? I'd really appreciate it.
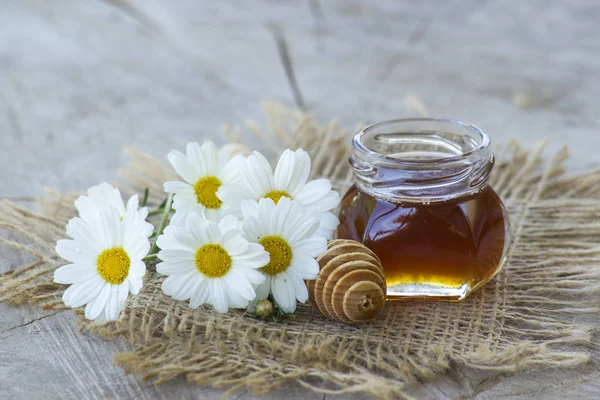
[337,119,510,300]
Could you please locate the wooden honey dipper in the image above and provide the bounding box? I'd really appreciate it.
[306,239,386,324]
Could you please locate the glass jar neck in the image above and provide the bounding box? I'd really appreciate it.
[350,118,494,204]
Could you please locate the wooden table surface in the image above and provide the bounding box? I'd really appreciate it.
[1,1,599,399]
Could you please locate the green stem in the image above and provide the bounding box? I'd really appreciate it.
[148,193,173,256]
[141,188,149,207]
[142,253,158,263]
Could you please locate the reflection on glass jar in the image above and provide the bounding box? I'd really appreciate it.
[337,119,511,301]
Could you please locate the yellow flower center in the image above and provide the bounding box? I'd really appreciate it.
[194,176,222,209]
[259,236,292,276]
[195,244,232,278]
[97,247,131,284]
[263,190,291,204]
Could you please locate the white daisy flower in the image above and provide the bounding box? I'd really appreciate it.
[54,207,154,321]
[241,197,327,313]
[74,182,149,222]
[217,149,341,239]
[156,213,268,313]
[163,141,241,222]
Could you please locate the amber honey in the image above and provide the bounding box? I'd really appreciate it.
[337,185,507,300]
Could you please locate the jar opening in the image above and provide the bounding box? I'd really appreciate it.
[354,118,490,164]
[350,118,494,203]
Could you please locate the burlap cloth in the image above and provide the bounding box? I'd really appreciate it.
[1,103,598,399]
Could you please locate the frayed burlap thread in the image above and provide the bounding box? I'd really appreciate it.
[2,102,600,399]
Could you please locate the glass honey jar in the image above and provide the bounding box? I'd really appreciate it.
[337,119,510,301]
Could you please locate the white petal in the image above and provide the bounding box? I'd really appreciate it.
[122,211,153,237]
[231,243,269,269]
[286,213,320,245]
[294,178,330,201]
[271,272,297,313]
[222,235,249,257]
[203,219,223,244]
[247,276,270,312]
[172,229,204,250]
[295,181,340,213]
[117,282,130,309]
[240,199,259,219]
[172,192,202,214]
[185,211,207,226]
[218,214,242,233]
[218,151,243,185]
[267,196,293,236]
[188,141,218,177]
[55,239,96,264]
[84,282,111,320]
[242,152,274,198]
[177,273,200,300]
[97,207,123,249]
[136,207,149,221]
[254,276,271,300]
[62,277,105,308]
[164,181,194,195]
[104,284,122,321]
[189,278,210,309]
[232,265,266,286]
[273,149,295,192]
[225,287,249,309]
[65,217,103,253]
[102,285,116,321]
[156,231,195,252]
[225,269,259,302]
[85,182,126,216]
[73,196,98,222]
[168,150,200,184]
[122,213,154,242]
[216,145,234,167]
[158,249,196,262]
[286,266,309,303]
[216,183,251,217]
[275,198,306,239]
[104,284,127,321]
[290,256,320,279]
[188,216,214,245]
[275,149,310,196]
[292,236,327,258]
[123,221,153,259]
[202,207,225,222]
[128,260,146,279]
[54,263,97,284]
[129,276,143,295]
[156,259,194,276]
[316,212,340,240]
[168,211,190,228]
[241,216,263,243]
[126,195,139,213]
[161,271,200,300]
[210,279,229,313]
[224,271,255,308]
[256,198,276,231]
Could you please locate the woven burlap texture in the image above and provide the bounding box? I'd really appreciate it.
[1,102,598,400]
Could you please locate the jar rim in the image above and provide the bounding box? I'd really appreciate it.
[353,118,490,165]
